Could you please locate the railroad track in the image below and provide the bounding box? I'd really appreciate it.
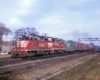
[0,51,89,67]
[0,52,91,76]
[0,58,23,67]
[0,52,85,67]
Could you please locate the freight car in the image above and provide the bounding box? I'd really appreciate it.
[88,43,94,52]
[94,46,100,52]
[63,40,88,53]
[64,40,74,53]
[11,34,100,58]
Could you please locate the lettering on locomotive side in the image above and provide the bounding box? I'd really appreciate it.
[39,43,46,47]
[55,43,59,46]
[21,41,29,47]
[48,43,53,48]
[17,41,29,47]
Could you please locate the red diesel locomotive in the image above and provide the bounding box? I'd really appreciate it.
[11,35,65,57]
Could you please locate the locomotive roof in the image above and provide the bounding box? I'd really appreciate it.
[30,34,63,40]
[20,34,64,41]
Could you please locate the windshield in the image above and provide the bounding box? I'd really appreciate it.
[19,35,30,40]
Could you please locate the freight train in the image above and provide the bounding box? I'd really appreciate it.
[11,34,100,58]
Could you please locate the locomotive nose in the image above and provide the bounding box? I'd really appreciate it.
[17,41,29,47]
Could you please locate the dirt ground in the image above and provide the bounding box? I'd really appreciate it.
[2,53,98,80]
[0,54,11,58]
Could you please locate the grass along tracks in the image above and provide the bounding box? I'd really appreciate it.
[48,53,100,80]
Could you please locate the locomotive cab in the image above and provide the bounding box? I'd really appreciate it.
[11,34,33,57]
[11,34,48,57]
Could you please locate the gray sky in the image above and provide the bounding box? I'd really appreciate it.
[0,0,100,45]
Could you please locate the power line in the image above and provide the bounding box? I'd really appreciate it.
[78,38,100,42]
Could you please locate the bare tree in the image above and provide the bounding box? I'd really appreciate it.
[0,22,12,46]
[14,27,39,40]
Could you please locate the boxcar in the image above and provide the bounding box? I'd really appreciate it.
[83,44,88,51]
[64,40,74,52]
[94,46,100,52]
[88,43,94,51]
[74,41,79,52]
[78,43,83,51]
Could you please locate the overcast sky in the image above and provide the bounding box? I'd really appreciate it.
[0,0,100,45]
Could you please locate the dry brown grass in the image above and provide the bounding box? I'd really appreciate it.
[49,54,100,80]
[81,66,100,80]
